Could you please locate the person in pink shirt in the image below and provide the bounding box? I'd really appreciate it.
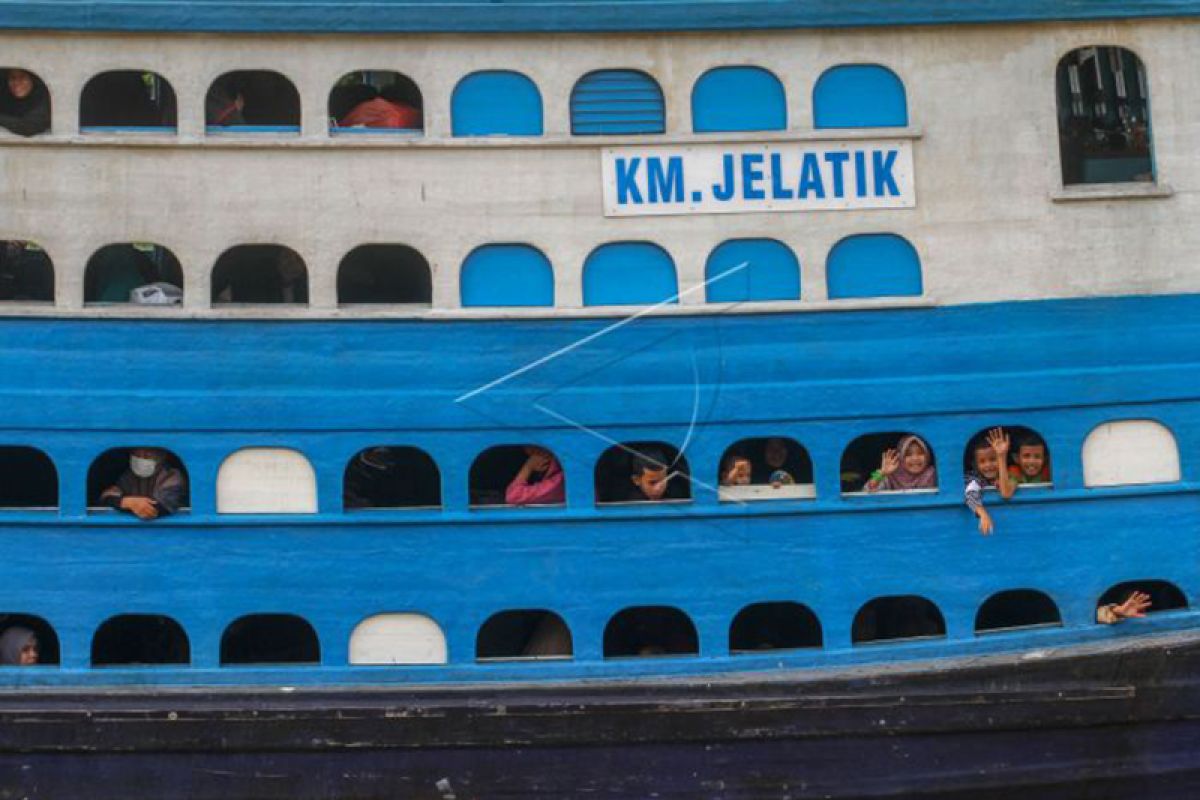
[505,446,565,506]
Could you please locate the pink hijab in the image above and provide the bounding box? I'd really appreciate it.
[883,435,937,490]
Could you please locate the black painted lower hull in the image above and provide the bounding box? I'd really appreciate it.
[3,631,1200,799]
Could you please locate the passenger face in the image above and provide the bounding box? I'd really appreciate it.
[764,439,788,469]
[1017,444,1046,478]
[901,442,928,474]
[633,467,669,500]
[728,458,751,485]
[7,70,32,100]
[974,446,1000,480]
[129,448,161,478]
[19,636,38,666]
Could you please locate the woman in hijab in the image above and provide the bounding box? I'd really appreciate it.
[0,626,38,666]
[864,434,937,492]
[0,69,50,137]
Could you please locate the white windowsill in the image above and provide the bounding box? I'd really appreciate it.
[1050,182,1174,202]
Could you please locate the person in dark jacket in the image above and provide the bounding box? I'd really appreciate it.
[99,448,187,520]
[0,69,50,137]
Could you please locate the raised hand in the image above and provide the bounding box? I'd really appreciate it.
[880,448,900,476]
[1113,591,1152,620]
[987,427,1010,459]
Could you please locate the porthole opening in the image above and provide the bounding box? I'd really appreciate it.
[470,445,565,508]
[595,442,691,504]
[0,446,57,509]
[85,243,182,305]
[92,614,189,666]
[220,614,319,665]
[719,437,814,501]
[975,590,1062,633]
[0,615,59,666]
[343,446,441,510]
[729,602,822,653]
[329,71,422,132]
[0,68,50,137]
[1099,580,1187,616]
[604,606,698,658]
[80,70,176,130]
[962,426,1052,489]
[852,596,945,644]
[337,245,430,305]
[212,245,308,305]
[206,70,300,130]
[88,447,189,516]
[842,432,937,495]
[0,240,53,302]
[476,610,572,661]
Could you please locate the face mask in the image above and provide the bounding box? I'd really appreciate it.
[130,455,158,478]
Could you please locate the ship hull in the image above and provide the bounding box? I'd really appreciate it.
[1,628,1198,799]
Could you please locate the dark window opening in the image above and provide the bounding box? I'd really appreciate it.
[85,244,182,304]
[87,447,190,513]
[206,71,300,129]
[0,240,53,302]
[963,426,1051,487]
[841,432,937,494]
[730,602,822,653]
[604,606,698,658]
[329,71,423,132]
[343,446,441,510]
[92,614,189,666]
[337,245,430,305]
[1099,580,1187,615]
[595,442,691,504]
[470,445,565,507]
[0,67,51,137]
[212,244,307,305]
[476,610,572,660]
[220,614,320,665]
[0,614,59,665]
[852,596,945,644]
[975,590,1062,633]
[719,437,814,500]
[80,71,177,130]
[1056,47,1153,185]
[0,447,57,509]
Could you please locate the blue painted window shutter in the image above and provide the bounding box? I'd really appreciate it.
[460,244,554,307]
[692,67,786,133]
[705,239,800,302]
[583,242,677,306]
[452,71,543,136]
[571,70,665,135]
[813,64,908,128]
[826,234,922,299]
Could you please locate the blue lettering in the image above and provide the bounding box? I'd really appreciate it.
[712,154,736,201]
[741,153,765,200]
[824,151,849,198]
[872,149,900,196]
[647,156,685,203]
[616,158,643,205]
[853,151,868,197]
[770,153,794,199]
[797,152,825,199]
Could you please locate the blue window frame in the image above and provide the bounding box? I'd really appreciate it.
[582,242,676,306]
[692,66,786,133]
[452,71,543,136]
[570,70,664,135]
[461,244,554,307]
[826,234,922,299]
[705,239,799,302]
[813,64,907,129]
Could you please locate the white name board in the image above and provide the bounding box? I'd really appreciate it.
[602,139,915,217]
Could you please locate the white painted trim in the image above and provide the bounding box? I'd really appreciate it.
[349,613,448,665]
[1050,183,1174,202]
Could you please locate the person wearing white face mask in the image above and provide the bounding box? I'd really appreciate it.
[99,447,187,520]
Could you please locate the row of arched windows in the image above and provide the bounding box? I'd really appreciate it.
[0,421,1180,513]
[0,235,923,307]
[4,580,1187,668]
[2,64,907,137]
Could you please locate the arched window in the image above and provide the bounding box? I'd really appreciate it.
[826,234,922,299]
[570,70,665,135]
[92,614,189,665]
[604,606,698,657]
[221,614,319,665]
[206,71,300,132]
[452,71,542,137]
[813,64,907,129]
[0,614,59,665]
[691,66,786,133]
[460,244,554,307]
[0,68,50,137]
[217,448,317,514]
[582,242,677,306]
[1056,47,1153,185]
[470,445,565,508]
[0,447,57,509]
[87,447,189,514]
[975,590,1062,633]
[718,437,814,501]
[1083,420,1179,487]
[80,70,176,131]
[705,239,799,303]
[343,446,440,510]
[1099,580,1187,617]
[841,432,937,495]
[0,240,53,302]
[963,426,1052,489]
[595,441,691,504]
[84,243,183,305]
[852,596,945,643]
[477,610,572,660]
[729,602,822,652]
[329,70,423,134]
[349,613,446,665]
[212,244,308,305]
[337,245,431,305]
